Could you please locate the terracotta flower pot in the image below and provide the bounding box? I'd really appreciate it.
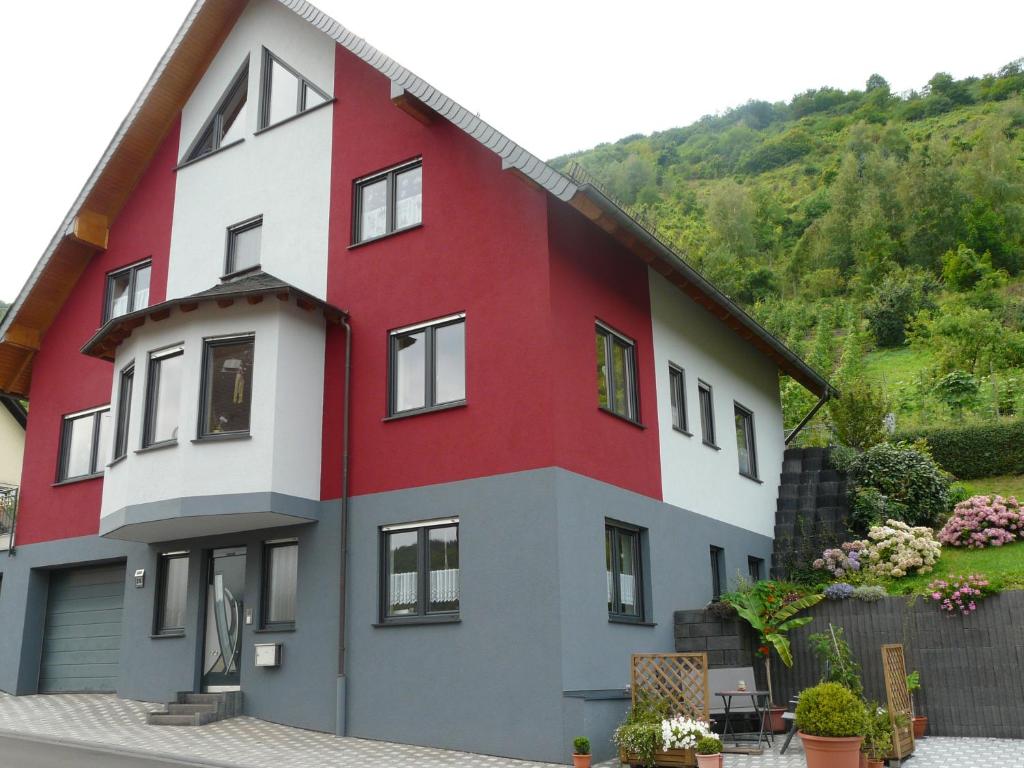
[867,759,885,768]
[572,754,591,768]
[696,754,722,768]
[799,732,864,768]
[768,706,787,733]
[913,715,928,738]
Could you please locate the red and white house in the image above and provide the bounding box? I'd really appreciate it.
[0,0,831,761]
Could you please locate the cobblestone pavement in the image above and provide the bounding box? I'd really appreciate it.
[0,693,1020,768]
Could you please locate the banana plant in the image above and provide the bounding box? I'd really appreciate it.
[725,585,823,706]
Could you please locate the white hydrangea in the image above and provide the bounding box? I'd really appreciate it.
[858,519,941,578]
[661,716,713,751]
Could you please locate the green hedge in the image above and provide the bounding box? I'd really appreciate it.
[895,420,1024,480]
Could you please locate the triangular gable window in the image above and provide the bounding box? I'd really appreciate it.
[183,59,249,163]
[259,48,331,129]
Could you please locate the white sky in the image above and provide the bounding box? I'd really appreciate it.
[1,0,1021,302]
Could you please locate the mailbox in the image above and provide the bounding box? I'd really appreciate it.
[254,642,282,668]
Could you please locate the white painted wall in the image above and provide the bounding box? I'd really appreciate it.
[168,0,335,300]
[0,404,24,487]
[100,301,325,520]
[649,270,785,538]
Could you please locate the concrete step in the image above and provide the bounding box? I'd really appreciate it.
[178,692,225,705]
[167,703,218,716]
[147,713,199,726]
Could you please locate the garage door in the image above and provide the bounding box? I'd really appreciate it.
[39,564,126,693]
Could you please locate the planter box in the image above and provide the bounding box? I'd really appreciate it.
[619,748,696,767]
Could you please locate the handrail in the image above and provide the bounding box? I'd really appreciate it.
[0,483,18,555]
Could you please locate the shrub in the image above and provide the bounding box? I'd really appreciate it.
[852,585,888,602]
[812,541,866,578]
[613,698,671,767]
[824,583,855,600]
[696,736,723,755]
[847,442,951,529]
[828,380,890,451]
[928,574,992,615]
[795,682,870,737]
[861,519,942,578]
[938,495,1023,548]
[895,420,1024,479]
[863,704,895,759]
[809,625,863,697]
[573,736,590,755]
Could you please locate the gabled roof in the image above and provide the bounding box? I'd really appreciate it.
[81,271,346,362]
[0,0,834,399]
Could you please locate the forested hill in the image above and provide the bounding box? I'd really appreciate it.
[551,63,1024,437]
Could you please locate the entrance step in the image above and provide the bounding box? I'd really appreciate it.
[147,691,242,727]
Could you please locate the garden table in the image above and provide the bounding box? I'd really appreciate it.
[714,689,772,752]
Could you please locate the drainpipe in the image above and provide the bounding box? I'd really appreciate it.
[337,316,352,733]
[785,390,831,446]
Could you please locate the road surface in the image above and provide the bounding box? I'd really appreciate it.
[0,733,220,768]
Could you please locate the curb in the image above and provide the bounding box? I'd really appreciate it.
[0,727,249,768]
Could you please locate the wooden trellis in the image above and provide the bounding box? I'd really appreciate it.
[631,652,710,719]
[881,643,915,761]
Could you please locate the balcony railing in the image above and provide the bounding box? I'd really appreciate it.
[0,483,17,554]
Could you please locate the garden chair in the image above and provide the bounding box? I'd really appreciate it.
[779,695,801,755]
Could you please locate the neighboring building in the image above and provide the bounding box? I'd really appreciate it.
[0,396,26,552]
[0,0,832,762]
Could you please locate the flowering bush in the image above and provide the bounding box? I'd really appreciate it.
[661,716,713,751]
[824,583,855,600]
[852,585,888,602]
[861,519,941,578]
[938,495,1022,549]
[928,574,992,615]
[812,541,866,578]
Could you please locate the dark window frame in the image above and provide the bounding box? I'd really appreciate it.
[710,545,725,602]
[258,47,330,130]
[113,363,135,461]
[668,363,689,435]
[143,345,184,449]
[182,58,249,163]
[734,402,759,480]
[387,314,466,418]
[197,334,256,440]
[606,520,646,623]
[154,551,189,636]
[352,158,423,244]
[698,380,717,448]
[103,259,152,324]
[378,518,460,624]
[748,556,764,583]
[223,215,263,278]
[596,321,641,425]
[56,405,111,482]
[260,539,298,631]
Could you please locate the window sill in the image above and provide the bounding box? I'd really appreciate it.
[192,433,252,444]
[740,472,763,484]
[107,454,127,469]
[598,406,645,430]
[702,441,721,451]
[348,222,423,250]
[373,615,461,628]
[672,426,693,437]
[254,98,336,136]
[52,472,104,487]
[608,617,657,627]
[136,440,178,455]
[174,138,244,172]
[150,631,185,640]
[253,626,295,634]
[383,400,466,422]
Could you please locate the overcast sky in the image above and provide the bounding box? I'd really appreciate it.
[1,0,1021,301]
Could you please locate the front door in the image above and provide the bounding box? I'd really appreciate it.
[202,547,246,691]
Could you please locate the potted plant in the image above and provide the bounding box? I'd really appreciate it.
[906,670,927,738]
[861,703,893,768]
[724,581,823,732]
[613,698,710,767]
[572,736,591,768]
[795,682,869,768]
[695,736,723,768]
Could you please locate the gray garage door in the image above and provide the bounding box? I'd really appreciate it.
[39,564,126,693]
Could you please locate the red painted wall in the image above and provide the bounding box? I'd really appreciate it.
[546,201,663,500]
[16,120,179,545]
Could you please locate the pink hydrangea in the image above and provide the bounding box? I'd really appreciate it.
[928,574,990,616]
[939,495,1022,549]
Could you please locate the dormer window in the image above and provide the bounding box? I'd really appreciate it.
[104,260,151,322]
[258,48,330,130]
[183,59,249,163]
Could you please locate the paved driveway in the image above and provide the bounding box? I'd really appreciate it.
[0,693,1021,768]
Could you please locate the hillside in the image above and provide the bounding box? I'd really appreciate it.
[552,63,1024,440]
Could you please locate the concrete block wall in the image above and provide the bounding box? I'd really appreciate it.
[673,609,755,668]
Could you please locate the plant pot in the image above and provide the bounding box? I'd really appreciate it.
[859,754,867,768]
[696,754,722,768]
[572,754,591,768]
[912,715,928,738]
[798,732,864,768]
[867,759,885,768]
[768,706,787,733]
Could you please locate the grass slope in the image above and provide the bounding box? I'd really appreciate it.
[883,540,1024,595]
